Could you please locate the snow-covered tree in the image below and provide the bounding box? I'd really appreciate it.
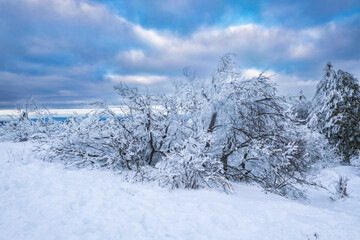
[172,54,326,197]
[308,62,360,164]
[289,91,311,125]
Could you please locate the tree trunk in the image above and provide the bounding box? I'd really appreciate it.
[205,112,217,148]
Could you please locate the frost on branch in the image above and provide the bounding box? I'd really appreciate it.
[156,133,231,192]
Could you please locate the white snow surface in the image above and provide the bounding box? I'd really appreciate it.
[1,142,360,240]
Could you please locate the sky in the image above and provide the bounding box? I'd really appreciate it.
[0,0,359,109]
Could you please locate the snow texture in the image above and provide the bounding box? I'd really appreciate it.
[1,142,360,240]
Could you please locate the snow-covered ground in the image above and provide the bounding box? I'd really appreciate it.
[1,142,360,240]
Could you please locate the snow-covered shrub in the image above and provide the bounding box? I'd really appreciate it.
[0,108,35,142]
[0,99,58,142]
[331,175,349,200]
[301,127,338,170]
[39,106,136,170]
[242,124,335,198]
[351,155,360,171]
[114,83,179,167]
[171,54,325,197]
[156,134,231,191]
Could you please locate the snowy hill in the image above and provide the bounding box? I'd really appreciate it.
[1,142,360,239]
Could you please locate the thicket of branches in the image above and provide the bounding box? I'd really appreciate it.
[1,54,357,198]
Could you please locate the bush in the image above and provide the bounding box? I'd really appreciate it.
[331,175,349,200]
[0,98,58,142]
[156,134,231,191]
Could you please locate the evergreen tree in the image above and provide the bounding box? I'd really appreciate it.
[308,62,360,164]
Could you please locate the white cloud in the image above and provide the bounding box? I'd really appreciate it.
[242,68,276,79]
[242,68,262,78]
[19,0,359,73]
[116,50,146,63]
[115,23,321,75]
[106,74,168,85]
[289,44,316,60]
[24,0,116,23]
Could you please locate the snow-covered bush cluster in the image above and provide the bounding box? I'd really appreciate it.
[0,98,59,142]
[1,55,359,198]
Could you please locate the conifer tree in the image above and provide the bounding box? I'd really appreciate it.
[308,62,360,164]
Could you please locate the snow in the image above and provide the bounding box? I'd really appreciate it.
[1,142,360,240]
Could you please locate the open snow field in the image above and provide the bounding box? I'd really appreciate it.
[1,142,360,240]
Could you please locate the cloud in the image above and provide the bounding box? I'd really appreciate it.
[114,16,360,78]
[0,71,116,108]
[261,0,360,28]
[117,50,146,63]
[106,74,167,85]
[288,44,316,60]
[242,68,277,79]
[92,0,360,32]
[0,0,359,108]
[93,0,226,34]
[239,68,319,97]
